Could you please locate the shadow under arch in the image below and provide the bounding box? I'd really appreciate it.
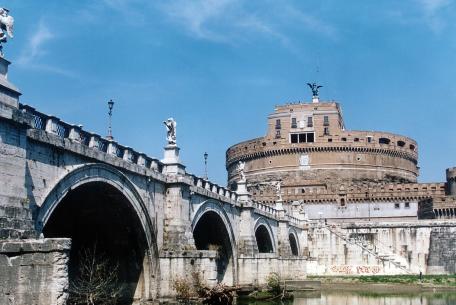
[191,200,237,286]
[288,229,299,256]
[36,163,158,303]
[254,218,275,253]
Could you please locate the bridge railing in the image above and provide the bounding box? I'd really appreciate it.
[187,174,239,202]
[20,104,164,173]
[287,214,302,226]
[254,202,278,218]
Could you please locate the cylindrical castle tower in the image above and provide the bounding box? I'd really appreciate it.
[226,100,419,201]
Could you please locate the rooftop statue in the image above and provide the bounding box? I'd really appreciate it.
[307,82,322,97]
[0,8,13,57]
[163,118,177,145]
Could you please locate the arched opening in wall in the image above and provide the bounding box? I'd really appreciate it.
[43,182,150,304]
[289,234,299,256]
[193,211,233,284]
[255,225,274,253]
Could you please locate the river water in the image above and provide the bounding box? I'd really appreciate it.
[238,291,456,305]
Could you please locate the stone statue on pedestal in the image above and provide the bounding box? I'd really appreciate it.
[163,118,176,145]
[237,161,246,181]
[0,8,14,57]
[275,181,283,201]
[307,82,322,97]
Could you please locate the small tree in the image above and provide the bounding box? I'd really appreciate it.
[68,245,123,305]
[266,272,281,295]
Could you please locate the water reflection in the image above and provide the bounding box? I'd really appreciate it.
[238,291,456,305]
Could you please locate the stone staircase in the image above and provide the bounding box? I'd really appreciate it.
[323,224,411,274]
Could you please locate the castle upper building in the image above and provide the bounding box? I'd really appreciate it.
[226,93,455,222]
[227,97,418,191]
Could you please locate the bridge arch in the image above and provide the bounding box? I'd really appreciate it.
[191,200,237,285]
[254,217,275,253]
[288,228,299,256]
[36,163,158,302]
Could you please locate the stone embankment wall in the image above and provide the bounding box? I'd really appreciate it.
[0,238,71,305]
[427,226,456,274]
[305,221,456,275]
[237,255,306,286]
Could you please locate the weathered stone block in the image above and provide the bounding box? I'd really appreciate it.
[0,238,71,305]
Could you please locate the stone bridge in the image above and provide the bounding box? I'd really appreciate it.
[0,67,307,303]
[2,58,456,305]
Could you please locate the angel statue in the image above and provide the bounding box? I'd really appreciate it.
[275,181,283,201]
[307,82,322,97]
[237,161,246,181]
[163,118,177,145]
[0,8,14,57]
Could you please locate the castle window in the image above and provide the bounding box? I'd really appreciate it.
[290,132,315,143]
[405,202,410,208]
[307,133,315,142]
[354,138,360,142]
[275,119,281,129]
[379,137,390,145]
[275,130,281,138]
[342,137,347,141]
[328,138,332,142]
[324,127,330,136]
[291,117,297,128]
[397,140,406,147]
[307,116,313,127]
[409,144,415,151]
[394,203,400,209]
[291,134,298,143]
[323,116,329,126]
[367,136,373,143]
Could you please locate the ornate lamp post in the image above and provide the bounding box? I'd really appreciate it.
[107,99,114,140]
[204,152,208,180]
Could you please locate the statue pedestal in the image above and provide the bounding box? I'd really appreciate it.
[275,199,284,211]
[0,57,20,108]
[236,179,251,202]
[162,144,185,175]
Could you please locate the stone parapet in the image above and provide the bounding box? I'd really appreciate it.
[254,182,446,203]
[20,104,165,179]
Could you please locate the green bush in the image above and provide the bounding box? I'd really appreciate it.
[266,272,282,295]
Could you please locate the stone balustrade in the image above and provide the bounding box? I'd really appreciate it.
[287,214,301,226]
[187,174,238,202]
[20,104,163,173]
[255,202,278,218]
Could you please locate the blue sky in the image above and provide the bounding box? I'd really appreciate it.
[6,0,456,185]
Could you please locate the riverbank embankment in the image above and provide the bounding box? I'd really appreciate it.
[308,275,456,293]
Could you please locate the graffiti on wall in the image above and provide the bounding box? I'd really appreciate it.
[329,265,382,275]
